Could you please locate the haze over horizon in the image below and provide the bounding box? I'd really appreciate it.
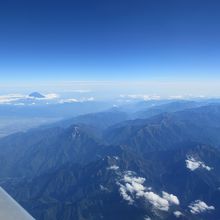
[0,79,220,101]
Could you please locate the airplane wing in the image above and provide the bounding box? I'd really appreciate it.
[0,187,35,220]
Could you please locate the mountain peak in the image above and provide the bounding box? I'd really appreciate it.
[29,92,45,99]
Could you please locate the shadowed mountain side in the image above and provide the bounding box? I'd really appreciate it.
[2,143,220,220]
[104,105,220,152]
[0,105,220,219]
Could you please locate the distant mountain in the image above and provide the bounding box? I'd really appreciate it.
[0,99,214,138]
[45,109,129,138]
[0,101,112,118]
[43,100,208,133]
[132,101,203,119]
[29,92,45,99]
[105,104,220,152]
[117,99,212,115]
[0,101,115,138]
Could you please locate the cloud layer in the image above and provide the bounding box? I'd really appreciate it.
[0,93,95,105]
[0,93,59,104]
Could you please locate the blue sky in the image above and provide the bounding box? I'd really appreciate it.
[0,0,220,95]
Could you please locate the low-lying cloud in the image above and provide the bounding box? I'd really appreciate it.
[173,211,183,218]
[118,171,180,211]
[119,94,161,101]
[0,93,59,104]
[186,156,212,171]
[0,94,25,104]
[107,165,119,171]
[189,200,215,214]
[59,97,95,103]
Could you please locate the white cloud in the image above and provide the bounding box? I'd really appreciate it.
[168,95,184,100]
[119,93,208,102]
[144,191,170,211]
[173,211,183,218]
[113,156,119,160]
[118,171,180,211]
[186,156,212,171]
[162,192,180,206]
[72,89,91,93]
[43,93,59,100]
[13,103,25,106]
[59,97,95,104]
[168,94,207,100]
[0,94,25,104]
[189,200,215,214]
[107,165,119,171]
[123,174,146,185]
[119,94,161,101]
[59,98,79,103]
[86,97,94,101]
[118,184,134,205]
[100,185,109,192]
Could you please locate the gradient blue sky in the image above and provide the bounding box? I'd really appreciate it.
[0,0,220,91]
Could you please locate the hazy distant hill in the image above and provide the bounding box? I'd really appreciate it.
[105,104,220,151]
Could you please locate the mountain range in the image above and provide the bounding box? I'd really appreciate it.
[0,101,220,219]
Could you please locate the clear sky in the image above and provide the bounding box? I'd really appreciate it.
[0,0,220,94]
